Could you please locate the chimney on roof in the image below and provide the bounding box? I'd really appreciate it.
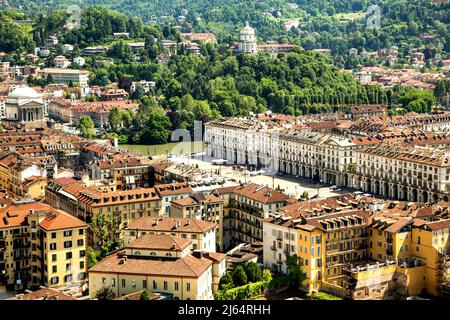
[192,250,203,259]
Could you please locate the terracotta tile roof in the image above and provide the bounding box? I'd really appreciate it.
[10,288,76,300]
[0,202,85,230]
[22,175,46,186]
[89,252,212,278]
[126,234,191,251]
[0,203,35,229]
[276,194,358,221]
[38,210,87,231]
[53,177,77,186]
[94,157,148,169]
[203,251,227,262]
[76,187,161,206]
[171,197,198,206]
[424,219,450,230]
[358,142,450,167]
[61,182,86,198]
[300,210,369,231]
[0,152,22,167]
[214,186,238,195]
[204,194,222,203]
[154,183,193,196]
[233,183,289,204]
[127,216,216,233]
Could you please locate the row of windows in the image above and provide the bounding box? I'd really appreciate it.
[102,278,191,292]
[98,201,159,213]
[51,250,85,261]
[49,239,83,250]
[51,261,84,273]
[50,229,84,238]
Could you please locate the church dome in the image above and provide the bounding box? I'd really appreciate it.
[240,22,255,34]
[8,86,41,99]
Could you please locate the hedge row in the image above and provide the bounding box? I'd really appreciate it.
[214,280,268,300]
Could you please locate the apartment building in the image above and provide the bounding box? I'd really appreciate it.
[222,183,290,250]
[257,43,300,58]
[76,187,162,244]
[180,33,218,45]
[89,157,152,190]
[88,234,226,300]
[45,178,86,217]
[204,118,281,172]
[263,195,450,299]
[211,186,237,250]
[41,68,90,86]
[153,183,193,216]
[123,216,216,252]
[170,192,223,250]
[54,56,71,69]
[0,201,87,292]
[278,130,356,186]
[0,153,57,198]
[40,134,87,170]
[345,105,386,120]
[355,143,450,203]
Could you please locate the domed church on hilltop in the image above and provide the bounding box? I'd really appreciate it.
[237,22,258,54]
[4,85,46,128]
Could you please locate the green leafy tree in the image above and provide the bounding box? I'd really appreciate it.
[140,289,150,300]
[262,269,272,283]
[285,254,307,289]
[219,272,234,290]
[89,213,123,257]
[232,265,248,287]
[243,262,262,283]
[131,84,145,100]
[139,113,172,144]
[77,116,96,139]
[95,286,115,300]
[108,107,122,133]
[87,246,100,269]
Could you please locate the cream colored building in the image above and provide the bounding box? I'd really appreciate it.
[204,118,281,172]
[88,234,226,300]
[237,23,257,54]
[123,216,217,252]
[278,130,356,186]
[41,68,90,86]
[355,143,450,203]
[75,187,162,245]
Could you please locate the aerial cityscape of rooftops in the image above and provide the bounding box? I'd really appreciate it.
[0,0,448,303]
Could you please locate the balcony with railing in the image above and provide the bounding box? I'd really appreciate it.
[229,200,264,217]
[13,253,31,261]
[13,241,30,249]
[13,232,30,239]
